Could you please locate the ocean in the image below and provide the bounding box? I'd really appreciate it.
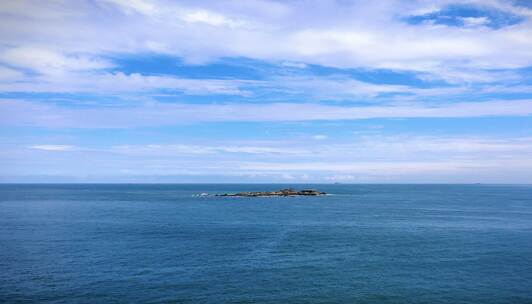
[1,184,532,303]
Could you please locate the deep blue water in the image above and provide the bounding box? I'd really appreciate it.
[1,184,532,303]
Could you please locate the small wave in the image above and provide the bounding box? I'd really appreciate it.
[192,193,211,197]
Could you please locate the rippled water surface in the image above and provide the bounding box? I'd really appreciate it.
[1,184,532,303]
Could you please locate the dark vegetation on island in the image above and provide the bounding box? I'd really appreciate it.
[216,188,326,197]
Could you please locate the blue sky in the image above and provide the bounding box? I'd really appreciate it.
[1,0,532,183]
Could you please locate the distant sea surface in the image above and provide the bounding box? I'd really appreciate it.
[1,184,532,303]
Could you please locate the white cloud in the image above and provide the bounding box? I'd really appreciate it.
[280,61,307,68]
[40,135,532,159]
[313,135,328,140]
[0,0,531,83]
[409,4,442,16]
[0,47,111,75]
[30,145,75,151]
[102,0,158,15]
[2,99,532,128]
[181,9,246,28]
[0,69,479,99]
[416,68,520,84]
[0,72,252,95]
[461,16,490,27]
[271,75,412,98]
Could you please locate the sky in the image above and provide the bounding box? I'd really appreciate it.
[1,0,532,183]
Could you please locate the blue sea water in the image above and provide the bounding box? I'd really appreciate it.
[1,184,532,303]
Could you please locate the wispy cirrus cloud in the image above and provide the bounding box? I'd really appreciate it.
[1,70,528,100]
[25,135,532,158]
[2,99,532,128]
[29,145,76,151]
[0,72,253,96]
[110,144,307,156]
[5,135,532,182]
[0,67,461,100]
[0,47,112,76]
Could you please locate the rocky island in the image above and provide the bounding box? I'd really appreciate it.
[216,188,326,197]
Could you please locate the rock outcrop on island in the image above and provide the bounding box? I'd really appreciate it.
[216,188,326,197]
